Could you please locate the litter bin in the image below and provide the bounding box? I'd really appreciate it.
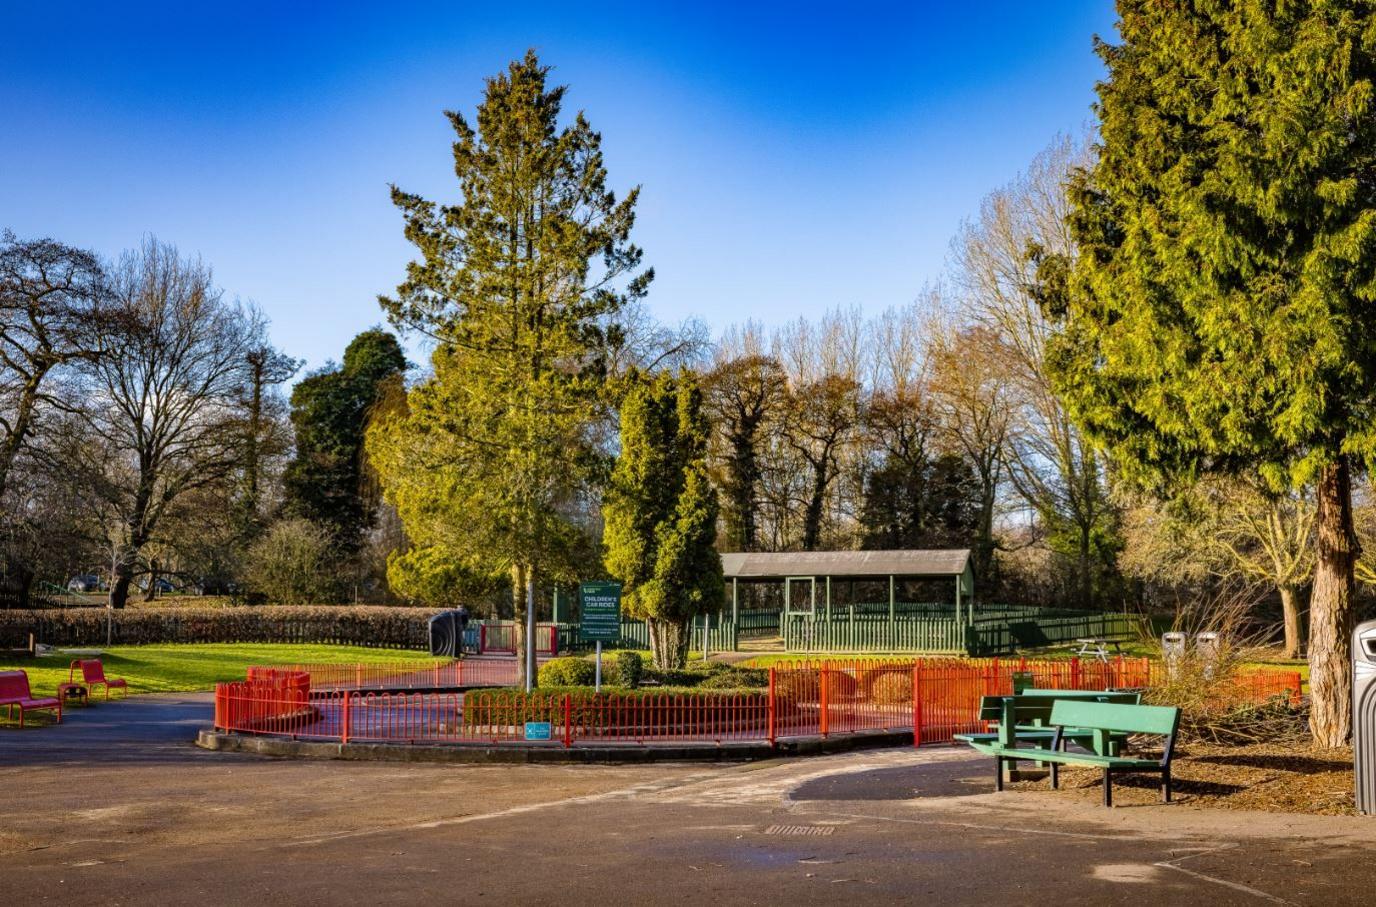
[428,608,470,658]
[1162,632,1187,678]
[1354,620,1376,814]
[1196,631,1221,679]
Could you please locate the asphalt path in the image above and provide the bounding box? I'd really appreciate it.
[3,695,1375,905]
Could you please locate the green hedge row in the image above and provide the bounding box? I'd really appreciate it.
[0,606,432,649]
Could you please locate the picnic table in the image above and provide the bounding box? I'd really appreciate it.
[961,698,1181,807]
[1071,637,1122,662]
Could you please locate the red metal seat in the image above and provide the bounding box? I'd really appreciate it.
[72,659,128,700]
[0,670,62,727]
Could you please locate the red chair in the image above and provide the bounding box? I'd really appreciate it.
[72,659,128,700]
[0,670,62,727]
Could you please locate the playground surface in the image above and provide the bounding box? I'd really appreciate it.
[3,696,1376,904]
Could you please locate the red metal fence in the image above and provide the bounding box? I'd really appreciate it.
[241,657,546,692]
[213,656,1304,749]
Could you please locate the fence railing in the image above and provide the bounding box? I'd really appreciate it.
[236,657,547,691]
[215,656,1305,749]
[783,611,1139,655]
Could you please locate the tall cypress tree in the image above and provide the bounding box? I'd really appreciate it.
[369,52,651,686]
[1048,1,1376,745]
[284,329,405,552]
[603,371,722,669]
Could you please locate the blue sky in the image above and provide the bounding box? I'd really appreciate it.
[0,1,1117,375]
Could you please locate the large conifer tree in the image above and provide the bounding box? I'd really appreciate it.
[1050,1,1376,745]
[369,52,651,686]
[603,371,722,669]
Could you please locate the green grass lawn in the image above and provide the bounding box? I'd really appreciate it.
[0,643,436,697]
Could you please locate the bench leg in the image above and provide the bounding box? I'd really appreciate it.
[1103,768,1112,807]
[1161,767,1171,804]
[994,757,1004,792]
[1050,761,1059,790]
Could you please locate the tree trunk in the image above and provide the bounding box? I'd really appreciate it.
[1279,584,1303,660]
[1308,457,1358,748]
[647,617,688,670]
[110,569,134,610]
[802,465,828,551]
[511,562,527,689]
[144,561,159,602]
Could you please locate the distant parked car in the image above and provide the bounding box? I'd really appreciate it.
[67,575,102,593]
[136,577,177,594]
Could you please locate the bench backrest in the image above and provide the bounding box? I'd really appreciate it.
[977,690,1140,722]
[1049,699,1180,737]
[1019,689,1141,705]
[78,659,108,683]
[0,670,33,700]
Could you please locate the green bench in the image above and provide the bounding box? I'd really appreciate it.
[963,699,1181,807]
[953,690,1141,753]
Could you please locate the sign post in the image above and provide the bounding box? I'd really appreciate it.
[579,581,622,693]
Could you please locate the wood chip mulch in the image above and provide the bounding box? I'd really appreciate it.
[1007,743,1356,815]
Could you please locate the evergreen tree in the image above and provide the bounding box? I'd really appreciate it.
[1047,1,1376,745]
[603,372,722,669]
[368,51,651,687]
[283,329,405,552]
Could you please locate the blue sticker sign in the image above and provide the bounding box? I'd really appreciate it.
[524,721,552,741]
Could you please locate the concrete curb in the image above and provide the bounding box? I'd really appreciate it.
[195,727,914,764]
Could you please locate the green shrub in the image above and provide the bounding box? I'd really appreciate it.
[614,651,644,688]
[0,605,432,649]
[538,656,596,687]
[245,518,344,604]
[697,668,767,690]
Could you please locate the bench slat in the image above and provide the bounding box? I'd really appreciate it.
[1049,699,1179,736]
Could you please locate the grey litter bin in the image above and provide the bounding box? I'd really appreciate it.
[1196,631,1221,679]
[428,608,470,658]
[1162,632,1187,678]
[1354,620,1376,814]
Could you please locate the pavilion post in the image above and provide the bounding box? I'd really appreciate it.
[889,575,895,625]
[955,576,963,628]
[732,577,738,625]
[825,576,831,621]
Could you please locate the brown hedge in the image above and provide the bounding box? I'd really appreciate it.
[0,606,432,649]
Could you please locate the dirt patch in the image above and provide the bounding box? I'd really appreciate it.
[1006,743,1356,814]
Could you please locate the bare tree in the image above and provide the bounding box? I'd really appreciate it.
[59,238,254,608]
[0,231,107,501]
[927,323,1012,590]
[952,136,1117,606]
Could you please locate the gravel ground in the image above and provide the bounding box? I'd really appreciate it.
[1006,742,1357,814]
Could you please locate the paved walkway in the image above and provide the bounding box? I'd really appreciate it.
[3,696,1376,904]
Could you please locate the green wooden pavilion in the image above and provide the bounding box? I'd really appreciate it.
[720,549,975,625]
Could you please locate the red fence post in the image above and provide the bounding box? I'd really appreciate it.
[819,665,830,738]
[912,662,922,748]
[767,668,777,747]
[341,690,351,745]
[1070,657,1082,690]
[563,694,572,748]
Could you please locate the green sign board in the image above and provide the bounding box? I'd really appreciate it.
[524,721,552,741]
[579,581,622,642]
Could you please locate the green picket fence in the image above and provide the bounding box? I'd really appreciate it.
[784,614,967,653]
[691,617,738,652]
[736,608,781,637]
[783,610,1138,655]
[556,620,649,653]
